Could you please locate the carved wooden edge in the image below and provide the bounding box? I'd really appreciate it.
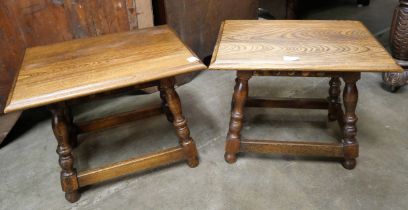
[383,0,408,92]
[210,21,226,66]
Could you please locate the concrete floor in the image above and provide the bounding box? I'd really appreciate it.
[1,0,407,209]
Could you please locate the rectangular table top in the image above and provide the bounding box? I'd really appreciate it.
[209,20,402,73]
[4,25,206,113]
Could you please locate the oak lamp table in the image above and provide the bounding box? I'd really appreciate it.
[209,20,403,169]
[4,26,206,202]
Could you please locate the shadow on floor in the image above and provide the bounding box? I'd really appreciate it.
[1,107,50,148]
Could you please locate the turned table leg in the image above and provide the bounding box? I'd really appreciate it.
[225,71,253,164]
[159,85,174,123]
[341,73,360,170]
[160,78,199,167]
[49,102,80,202]
[328,77,341,121]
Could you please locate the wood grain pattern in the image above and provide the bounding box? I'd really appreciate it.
[5,26,206,113]
[210,20,402,72]
[0,0,153,139]
[135,0,154,29]
[63,0,131,39]
[2,0,133,47]
[0,0,156,114]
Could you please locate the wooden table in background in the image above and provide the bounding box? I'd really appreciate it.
[0,0,259,145]
[210,20,402,169]
[0,0,154,146]
[5,26,206,202]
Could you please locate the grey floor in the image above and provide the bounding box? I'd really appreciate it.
[1,0,407,209]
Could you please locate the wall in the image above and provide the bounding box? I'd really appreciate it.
[164,0,259,60]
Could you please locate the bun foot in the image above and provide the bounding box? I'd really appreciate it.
[225,152,237,164]
[342,159,356,170]
[65,191,80,203]
[186,156,199,168]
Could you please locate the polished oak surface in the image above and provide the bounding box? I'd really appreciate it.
[5,25,206,113]
[210,20,402,72]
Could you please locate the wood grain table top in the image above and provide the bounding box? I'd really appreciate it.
[4,25,206,113]
[209,20,402,72]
